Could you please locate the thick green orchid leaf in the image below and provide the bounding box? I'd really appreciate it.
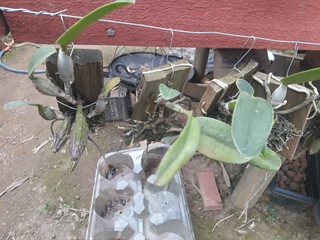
[232,92,273,158]
[28,46,57,78]
[281,68,320,86]
[159,83,180,100]
[4,100,40,109]
[161,135,179,145]
[196,117,250,164]
[56,0,135,49]
[155,111,200,186]
[248,147,281,171]
[236,79,254,95]
[100,77,121,96]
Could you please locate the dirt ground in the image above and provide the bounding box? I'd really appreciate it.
[1,44,320,240]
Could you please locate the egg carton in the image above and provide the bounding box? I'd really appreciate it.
[86,144,195,240]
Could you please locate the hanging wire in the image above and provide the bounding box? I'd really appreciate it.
[163,28,175,60]
[231,36,256,78]
[286,41,300,77]
[2,7,320,48]
[59,12,75,56]
[162,28,176,82]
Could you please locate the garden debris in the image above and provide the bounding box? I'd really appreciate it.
[219,162,231,187]
[32,138,51,153]
[20,134,34,144]
[5,227,15,240]
[235,219,255,234]
[0,177,29,198]
[211,213,236,232]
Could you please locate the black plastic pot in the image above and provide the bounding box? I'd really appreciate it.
[269,153,320,223]
[108,52,182,90]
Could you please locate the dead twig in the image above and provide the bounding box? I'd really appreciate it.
[69,207,89,213]
[235,219,255,234]
[5,227,15,240]
[20,134,34,144]
[32,138,51,153]
[212,213,236,232]
[191,156,211,199]
[219,161,231,187]
[0,177,29,198]
[191,176,202,197]
[293,147,308,160]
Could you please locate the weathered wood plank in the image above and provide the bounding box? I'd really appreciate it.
[46,48,103,112]
[251,72,313,160]
[0,10,9,37]
[189,48,210,83]
[300,50,320,70]
[230,158,285,210]
[130,59,192,122]
[194,59,259,116]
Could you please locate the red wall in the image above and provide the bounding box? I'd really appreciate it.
[2,0,320,49]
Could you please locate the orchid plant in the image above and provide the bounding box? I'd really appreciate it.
[4,0,135,170]
[155,68,320,186]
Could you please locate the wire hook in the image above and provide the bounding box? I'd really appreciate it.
[163,28,175,60]
[231,36,256,78]
[286,41,300,77]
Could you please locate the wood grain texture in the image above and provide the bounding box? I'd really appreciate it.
[46,48,103,112]
[251,72,313,160]
[2,0,320,49]
[130,59,192,122]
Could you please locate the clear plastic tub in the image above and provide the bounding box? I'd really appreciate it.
[86,144,195,240]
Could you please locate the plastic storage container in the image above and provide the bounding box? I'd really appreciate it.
[268,153,320,212]
[86,144,195,240]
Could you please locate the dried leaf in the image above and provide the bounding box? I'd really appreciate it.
[219,162,231,187]
[0,177,29,197]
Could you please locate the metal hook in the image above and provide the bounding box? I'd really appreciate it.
[200,102,207,115]
[231,36,256,78]
[286,41,300,77]
[60,13,67,32]
[51,9,67,17]
[59,13,74,56]
[163,28,176,82]
[163,28,175,60]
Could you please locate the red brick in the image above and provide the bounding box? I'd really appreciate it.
[198,172,223,210]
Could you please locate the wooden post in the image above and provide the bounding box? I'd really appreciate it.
[230,160,284,210]
[189,48,210,83]
[130,59,192,122]
[251,72,313,160]
[46,48,104,112]
[194,59,259,116]
[300,50,320,70]
[231,72,314,209]
[0,10,9,37]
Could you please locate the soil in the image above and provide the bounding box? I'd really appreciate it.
[1,44,320,240]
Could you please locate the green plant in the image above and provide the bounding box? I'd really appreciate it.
[4,0,134,170]
[63,201,75,208]
[155,69,320,185]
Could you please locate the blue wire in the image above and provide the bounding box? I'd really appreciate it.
[0,49,45,74]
